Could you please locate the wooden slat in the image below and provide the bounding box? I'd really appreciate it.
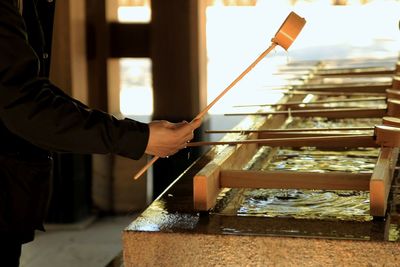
[193,143,258,210]
[233,97,386,108]
[291,82,392,93]
[225,107,386,119]
[220,170,371,191]
[257,132,367,139]
[370,147,399,216]
[311,73,394,79]
[188,135,378,148]
[315,67,395,76]
[284,90,385,97]
[205,126,374,134]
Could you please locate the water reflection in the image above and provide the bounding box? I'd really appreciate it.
[285,117,382,129]
[265,148,378,173]
[215,147,377,221]
[213,117,385,222]
[236,189,372,221]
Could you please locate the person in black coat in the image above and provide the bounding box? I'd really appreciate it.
[0,0,202,265]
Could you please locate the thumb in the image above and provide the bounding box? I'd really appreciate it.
[190,118,202,130]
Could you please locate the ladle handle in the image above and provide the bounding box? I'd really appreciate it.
[133,11,307,180]
[133,43,278,180]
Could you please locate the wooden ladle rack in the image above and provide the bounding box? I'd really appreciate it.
[194,57,400,217]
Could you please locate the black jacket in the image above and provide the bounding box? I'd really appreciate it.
[0,0,149,241]
[0,0,149,158]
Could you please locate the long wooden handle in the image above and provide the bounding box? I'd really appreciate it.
[225,107,386,119]
[133,155,159,180]
[186,134,377,148]
[233,96,387,108]
[133,43,278,180]
[205,126,374,134]
[133,10,307,180]
[195,43,277,120]
[282,90,386,96]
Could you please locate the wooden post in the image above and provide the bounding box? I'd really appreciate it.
[105,0,121,115]
[370,147,399,216]
[85,0,113,212]
[150,0,207,121]
[48,0,92,221]
[50,0,89,104]
[86,0,109,110]
[150,0,207,197]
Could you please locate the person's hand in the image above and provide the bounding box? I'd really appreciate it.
[145,118,202,158]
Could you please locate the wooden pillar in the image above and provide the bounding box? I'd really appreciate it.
[47,0,92,223]
[86,0,109,110]
[84,0,112,212]
[84,0,208,202]
[85,0,150,212]
[150,0,208,198]
[85,0,121,116]
[105,1,121,115]
[50,0,88,104]
[151,0,207,121]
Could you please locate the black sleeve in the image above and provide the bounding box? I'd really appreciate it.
[0,0,149,159]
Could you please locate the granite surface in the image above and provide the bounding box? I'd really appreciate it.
[123,59,400,266]
[123,150,400,266]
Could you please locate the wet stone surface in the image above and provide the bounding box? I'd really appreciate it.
[126,117,400,243]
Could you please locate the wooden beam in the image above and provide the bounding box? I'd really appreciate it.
[233,97,386,108]
[193,142,259,210]
[370,147,399,216]
[188,135,378,148]
[291,82,391,93]
[85,0,108,110]
[225,107,386,119]
[205,126,374,134]
[283,91,385,97]
[257,132,365,139]
[151,0,207,120]
[315,67,395,77]
[220,170,371,191]
[51,0,88,104]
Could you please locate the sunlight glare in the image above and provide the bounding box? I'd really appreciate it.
[206,1,400,114]
[117,1,400,116]
[120,86,153,115]
[118,6,151,23]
